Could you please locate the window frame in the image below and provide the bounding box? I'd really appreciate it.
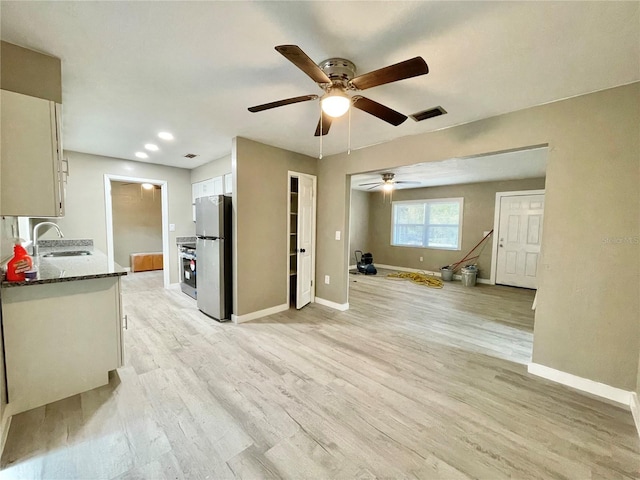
[390,197,464,250]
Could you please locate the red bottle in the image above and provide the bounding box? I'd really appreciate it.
[6,242,33,282]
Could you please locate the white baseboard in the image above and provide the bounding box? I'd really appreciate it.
[231,303,288,324]
[376,263,435,274]
[314,297,349,311]
[527,362,633,407]
[349,264,356,270]
[376,264,492,284]
[630,393,640,439]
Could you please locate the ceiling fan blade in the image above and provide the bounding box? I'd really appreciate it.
[248,94,318,113]
[275,45,331,85]
[395,181,421,185]
[367,184,383,190]
[314,112,332,136]
[358,182,383,186]
[352,96,408,126]
[349,57,428,91]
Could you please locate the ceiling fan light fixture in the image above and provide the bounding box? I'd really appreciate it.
[141,183,154,190]
[382,183,394,192]
[321,90,350,118]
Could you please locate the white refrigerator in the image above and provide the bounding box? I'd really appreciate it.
[195,195,232,321]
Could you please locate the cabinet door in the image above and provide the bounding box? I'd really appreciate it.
[2,277,121,415]
[224,173,232,194]
[1,90,63,217]
[212,176,223,195]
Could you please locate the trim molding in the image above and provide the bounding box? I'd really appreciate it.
[630,393,640,439]
[314,297,349,311]
[527,362,633,407]
[231,303,289,324]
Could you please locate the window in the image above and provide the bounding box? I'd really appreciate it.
[391,198,463,250]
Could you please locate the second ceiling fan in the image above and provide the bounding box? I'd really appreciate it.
[359,172,420,191]
[248,45,429,136]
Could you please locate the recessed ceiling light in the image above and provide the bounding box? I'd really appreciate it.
[144,143,159,151]
[135,152,148,159]
[158,132,174,140]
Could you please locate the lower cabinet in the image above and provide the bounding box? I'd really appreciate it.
[1,276,124,415]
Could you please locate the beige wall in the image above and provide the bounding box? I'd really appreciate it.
[50,151,193,283]
[317,82,640,392]
[366,178,546,278]
[111,182,163,268]
[233,137,316,316]
[191,154,232,184]
[0,41,61,103]
[349,189,371,264]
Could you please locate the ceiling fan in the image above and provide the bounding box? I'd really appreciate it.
[248,45,429,137]
[359,172,421,191]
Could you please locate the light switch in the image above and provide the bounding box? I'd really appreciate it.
[335,231,341,241]
[170,224,176,232]
[324,275,330,284]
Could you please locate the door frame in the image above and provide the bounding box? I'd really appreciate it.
[287,171,317,307]
[104,174,170,288]
[490,189,545,285]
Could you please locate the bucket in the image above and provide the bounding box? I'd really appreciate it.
[461,266,478,287]
[440,267,454,281]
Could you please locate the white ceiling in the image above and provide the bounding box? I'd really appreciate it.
[1,1,638,170]
[351,147,548,191]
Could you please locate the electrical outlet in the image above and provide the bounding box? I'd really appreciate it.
[324,275,330,284]
[170,223,176,232]
[335,231,341,241]
[419,256,423,262]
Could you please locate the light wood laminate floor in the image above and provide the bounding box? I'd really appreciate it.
[1,270,638,479]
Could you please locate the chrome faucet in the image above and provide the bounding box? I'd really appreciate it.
[32,222,64,256]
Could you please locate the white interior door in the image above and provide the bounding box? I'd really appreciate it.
[496,194,544,289]
[296,175,314,309]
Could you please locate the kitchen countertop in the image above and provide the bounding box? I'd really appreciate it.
[1,246,127,288]
[176,236,197,245]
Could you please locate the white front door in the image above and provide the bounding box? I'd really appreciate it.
[296,174,314,309]
[496,193,544,289]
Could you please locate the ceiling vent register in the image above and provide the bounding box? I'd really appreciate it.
[410,106,447,122]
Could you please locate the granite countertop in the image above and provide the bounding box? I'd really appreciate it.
[1,245,127,288]
[176,236,196,245]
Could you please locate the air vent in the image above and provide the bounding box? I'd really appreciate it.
[183,153,198,159]
[409,106,447,122]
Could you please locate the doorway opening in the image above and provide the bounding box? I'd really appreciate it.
[347,146,548,364]
[104,174,170,288]
[288,171,317,309]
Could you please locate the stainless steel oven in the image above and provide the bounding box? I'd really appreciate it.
[179,243,197,299]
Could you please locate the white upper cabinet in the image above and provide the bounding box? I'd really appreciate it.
[1,89,66,217]
[191,174,230,221]
[224,173,232,194]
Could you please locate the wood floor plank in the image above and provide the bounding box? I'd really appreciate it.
[1,270,638,479]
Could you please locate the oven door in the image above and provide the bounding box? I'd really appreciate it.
[181,252,197,289]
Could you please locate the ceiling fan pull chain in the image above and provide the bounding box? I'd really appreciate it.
[348,107,351,155]
[319,105,323,159]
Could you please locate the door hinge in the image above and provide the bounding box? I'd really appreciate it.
[311,280,313,286]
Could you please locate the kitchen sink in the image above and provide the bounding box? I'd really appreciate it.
[42,250,92,257]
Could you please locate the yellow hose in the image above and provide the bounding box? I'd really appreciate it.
[386,271,444,289]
